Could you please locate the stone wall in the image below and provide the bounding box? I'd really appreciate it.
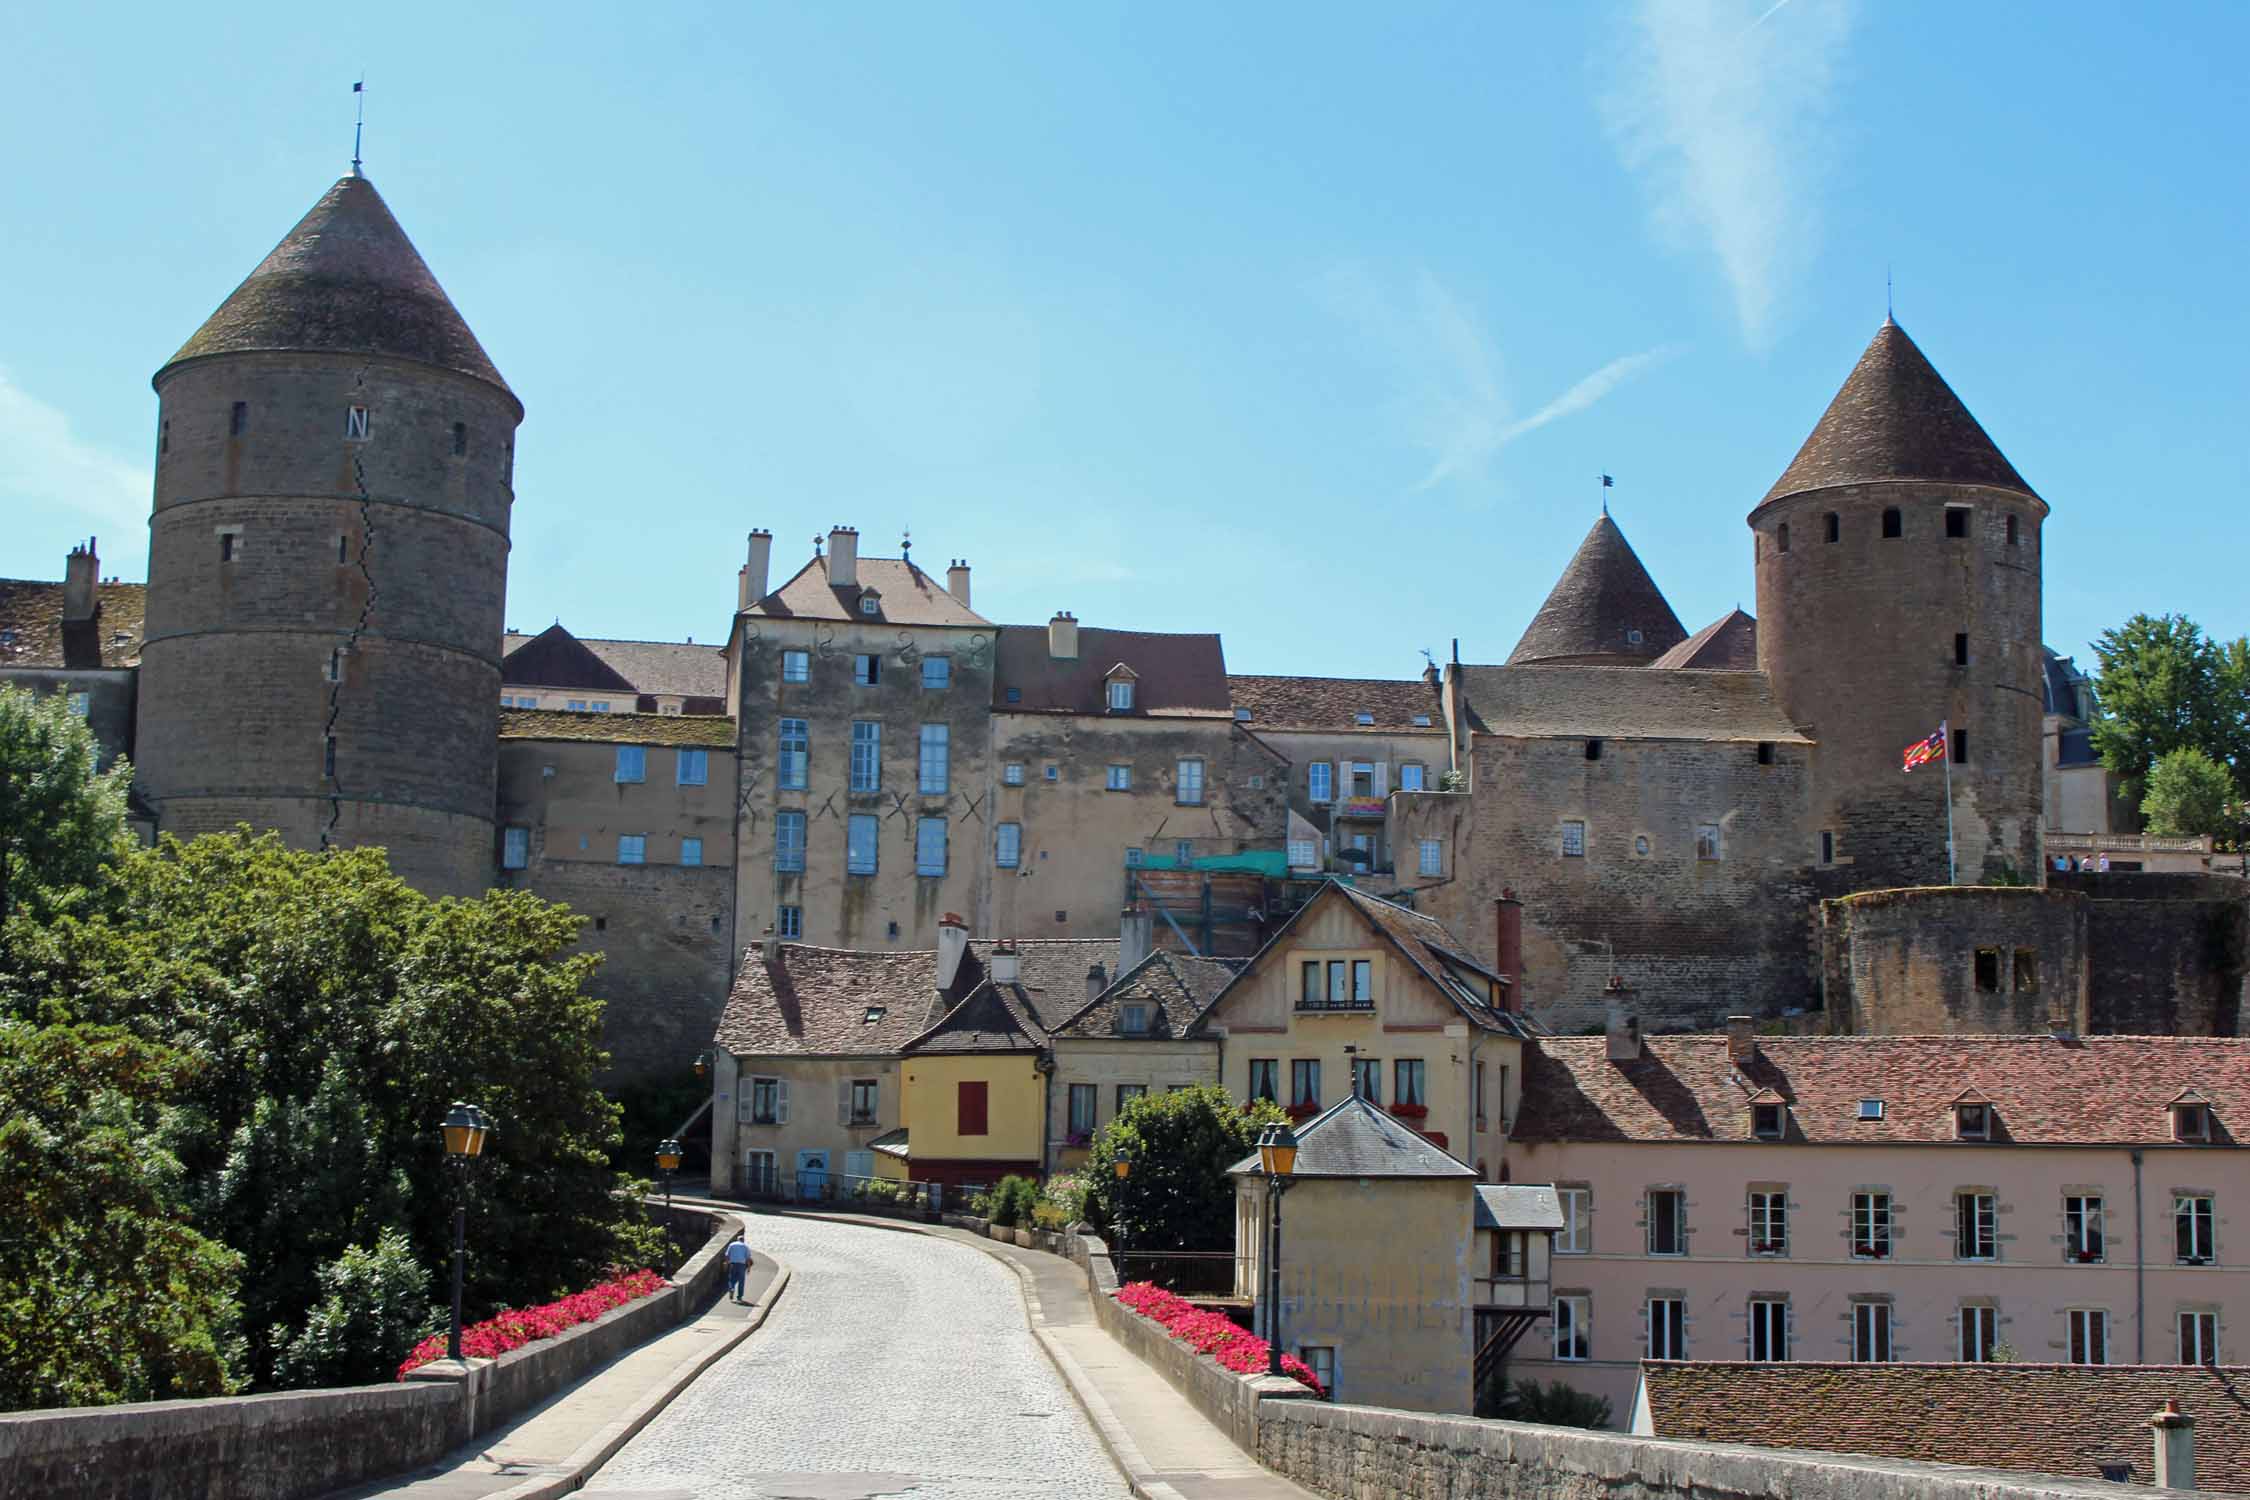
[1821,886,2088,1035]
[0,668,136,773]
[2059,871,2248,1036]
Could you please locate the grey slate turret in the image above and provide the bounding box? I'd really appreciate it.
[1506,515,1687,666]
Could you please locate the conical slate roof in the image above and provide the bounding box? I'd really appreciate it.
[1760,319,2033,509]
[158,175,513,400]
[1506,515,1687,666]
[1651,608,1758,671]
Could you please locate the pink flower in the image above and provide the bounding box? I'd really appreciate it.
[1112,1280,1324,1397]
[397,1269,668,1379]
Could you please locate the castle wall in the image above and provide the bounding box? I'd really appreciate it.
[2054,872,2248,1036]
[1820,887,2088,1036]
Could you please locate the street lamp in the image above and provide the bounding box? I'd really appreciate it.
[1112,1153,1133,1270]
[694,1049,712,1081]
[1255,1121,1299,1378]
[656,1137,684,1210]
[440,1101,491,1364]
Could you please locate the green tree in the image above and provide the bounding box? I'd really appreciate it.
[2090,614,2248,798]
[2142,747,2241,839]
[1085,1084,1285,1252]
[0,1021,244,1407]
[0,683,133,930]
[269,1229,438,1388]
[1486,1377,1613,1428]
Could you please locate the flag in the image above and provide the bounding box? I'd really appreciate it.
[353,81,363,92]
[1902,721,1947,773]
[1600,474,1614,488]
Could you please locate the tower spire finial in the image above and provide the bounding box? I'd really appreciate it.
[1599,472,1614,517]
[1886,262,1893,322]
[351,77,366,177]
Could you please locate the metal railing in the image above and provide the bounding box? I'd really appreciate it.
[1112,1249,1239,1297]
[735,1165,946,1215]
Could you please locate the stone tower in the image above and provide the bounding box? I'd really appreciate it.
[1752,319,2045,889]
[137,174,520,895]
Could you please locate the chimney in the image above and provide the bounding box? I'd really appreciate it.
[947,559,972,608]
[1726,1015,1757,1065]
[936,913,969,993]
[989,939,1021,986]
[761,923,779,963]
[1604,979,1642,1062]
[740,529,772,611]
[64,538,99,623]
[828,526,859,589]
[2150,1400,2195,1490]
[1493,892,1523,1014]
[1048,611,1078,660]
[1086,962,1107,1005]
[1118,904,1153,975]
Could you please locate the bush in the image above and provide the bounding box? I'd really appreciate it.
[987,1174,1040,1228]
[270,1230,437,1388]
[1040,1171,1090,1226]
[1085,1085,1284,1252]
[853,1176,906,1206]
[1488,1376,1612,1428]
[1115,1281,1323,1395]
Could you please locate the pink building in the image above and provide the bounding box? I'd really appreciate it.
[1503,1021,2250,1418]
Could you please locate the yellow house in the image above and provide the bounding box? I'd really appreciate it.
[1199,881,1535,1178]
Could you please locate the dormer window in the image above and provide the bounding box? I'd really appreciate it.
[1858,1099,1885,1121]
[2174,1101,2213,1143]
[859,593,881,616]
[1235,707,1252,720]
[1955,1102,1992,1141]
[1108,678,1134,711]
[863,1005,887,1024]
[1119,1003,1152,1035]
[1355,711,1374,726]
[1752,1102,1786,1140]
[1412,714,1432,727]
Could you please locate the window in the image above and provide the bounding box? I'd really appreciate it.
[452,421,468,456]
[2177,1194,2215,1264]
[1287,838,1317,870]
[1852,1192,1892,1258]
[1248,1059,1279,1103]
[743,1147,777,1194]
[1352,959,1372,1004]
[1584,738,1603,761]
[1299,961,1321,1006]
[676,747,708,786]
[1647,1189,1686,1256]
[1556,1188,1591,1254]
[1353,710,1375,726]
[782,650,810,683]
[1957,1102,1991,1140]
[1106,764,1131,791]
[1308,762,1334,803]
[1975,948,2001,992]
[1749,1189,1787,1254]
[2067,1308,2109,1365]
[849,1078,879,1124]
[1752,1103,1785,1140]
[1124,847,1144,867]
[922,655,951,690]
[1418,838,1442,876]
[338,533,350,564]
[1749,1298,1789,1361]
[680,837,703,867]
[1825,511,1840,543]
[1067,1084,1097,1138]
[2014,950,2039,993]
[1820,830,1835,864]
[617,834,645,865]
[615,745,646,783]
[1859,1098,1884,1121]
[958,1081,989,1136]
[1777,521,1790,553]
[2181,1311,2220,1366]
[1851,1301,1893,1362]
[774,811,806,871]
[2065,1196,2105,1262]
[859,596,880,616]
[1351,1056,1381,1103]
[2174,1102,2213,1143]
[1561,820,1586,857]
[1881,506,1902,538]
[1107,679,1134,711]
[1953,726,1968,764]
[1395,1059,1427,1108]
[774,718,808,790]
[1695,823,1722,861]
[1647,1297,1686,1361]
[1043,764,1059,782]
[2006,513,2019,545]
[919,724,949,794]
[1394,763,1424,792]
[1757,741,1776,765]
[1956,1192,1997,1260]
[1299,1345,1336,1397]
[345,405,370,441]
[1290,1059,1321,1111]
[1002,761,1024,786]
[1954,632,1970,666]
[1945,506,1970,538]
[749,1076,785,1125]
[996,822,1021,868]
[589,702,611,713]
[1176,758,1205,805]
[566,699,587,712]
[846,721,880,792]
[230,400,248,436]
[501,826,529,870]
[777,904,802,939]
[1960,1304,1998,1362]
[1108,1002,1150,1037]
[1553,1296,1590,1361]
[846,814,878,875]
[1116,1083,1147,1112]
[853,654,880,686]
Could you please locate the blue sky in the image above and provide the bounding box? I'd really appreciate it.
[5,2,2243,678]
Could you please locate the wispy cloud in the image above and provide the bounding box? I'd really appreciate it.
[0,366,149,559]
[1601,0,1854,346]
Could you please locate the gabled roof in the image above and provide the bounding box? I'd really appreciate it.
[1225,673,1446,733]
[501,625,636,694]
[0,579,145,670]
[1650,609,1758,671]
[503,630,728,700]
[903,979,1052,1054]
[1474,1184,1564,1231]
[747,554,990,627]
[1049,951,1242,1040]
[497,708,735,747]
[1638,1362,2250,1495]
[995,626,1230,716]
[1759,318,2038,511]
[1514,1034,2250,1146]
[1506,516,1686,666]
[1227,1095,1475,1179]
[159,175,513,401]
[714,945,963,1057]
[1452,664,1810,744]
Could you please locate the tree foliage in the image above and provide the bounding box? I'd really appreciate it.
[1485,1377,1613,1429]
[2090,614,2250,800]
[0,684,133,930]
[1083,1084,1286,1252]
[2142,747,2243,839]
[270,1229,438,1389]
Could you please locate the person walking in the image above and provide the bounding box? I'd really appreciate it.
[724,1233,751,1304]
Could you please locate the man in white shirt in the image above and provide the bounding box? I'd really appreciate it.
[724,1235,751,1303]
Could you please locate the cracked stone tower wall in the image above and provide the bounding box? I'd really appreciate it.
[136,175,518,895]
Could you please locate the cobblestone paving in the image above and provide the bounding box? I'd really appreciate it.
[585,1214,1132,1500]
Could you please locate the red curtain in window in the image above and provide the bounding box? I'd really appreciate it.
[958,1080,989,1136]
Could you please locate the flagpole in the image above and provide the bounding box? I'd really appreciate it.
[1942,718,1957,884]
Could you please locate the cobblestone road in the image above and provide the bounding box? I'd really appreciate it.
[584,1214,1132,1500]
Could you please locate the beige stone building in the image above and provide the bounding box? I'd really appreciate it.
[1226,673,1450,881]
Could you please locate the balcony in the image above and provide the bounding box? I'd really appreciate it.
[1336,796,1388,821]
[1293,999,1374,1014]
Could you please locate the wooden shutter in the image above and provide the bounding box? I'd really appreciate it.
[840,1079,853,1126]
[1374,761,1389,796]
[959,1080,989,1136]
[775,1079,790,1124]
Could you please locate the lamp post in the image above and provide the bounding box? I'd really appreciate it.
[656,1137,684,1210]
[1255,1121,1299,1378]
[440,1101,492,1364]
[1113,1153,1133,1271]
[694,1049,712,1082]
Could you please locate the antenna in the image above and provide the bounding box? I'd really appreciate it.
[351,78,366,177]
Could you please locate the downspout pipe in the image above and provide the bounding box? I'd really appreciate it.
[2132,1147,2146,1364]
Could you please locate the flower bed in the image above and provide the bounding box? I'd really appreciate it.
[1115,1280,1324,1396]
[396,1269,668,1378]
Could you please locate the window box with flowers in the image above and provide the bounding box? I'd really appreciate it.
[2072,1248,2103,1264]
[1387,1101,1430,1121]
[1285,1101,1321,1121]
[1853,1243,1890,1260]
[1751,1240,1787,1256]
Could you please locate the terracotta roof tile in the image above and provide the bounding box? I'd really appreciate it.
[998,626,1230,716]
[748,554,990,628]
[1507,516,1686,666]
[1640,1362,2250,1494]
[1226,674,1445,732]
[0,579,146,670]
[1515,1033,2250,1145]
[1651,608,1758,671]
[497,708,735,746]
[1454,664,1809,743]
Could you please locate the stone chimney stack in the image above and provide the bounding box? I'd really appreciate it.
[1726,1015,1757,1065]
[1118,904,1153,975]
[64,538,99,623]
[828,526,859,589]
[1086,962,1108,1005]
[740,529,772,611]
[2150,1400,2195,1490]
[936,912,969,993]
[1493,892,1524,1013]
[990,939,1021,986]
[947,559,972,608]
[1604,979,1642,1062]
[1048,611,1078,660]
[761,923,779,963]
